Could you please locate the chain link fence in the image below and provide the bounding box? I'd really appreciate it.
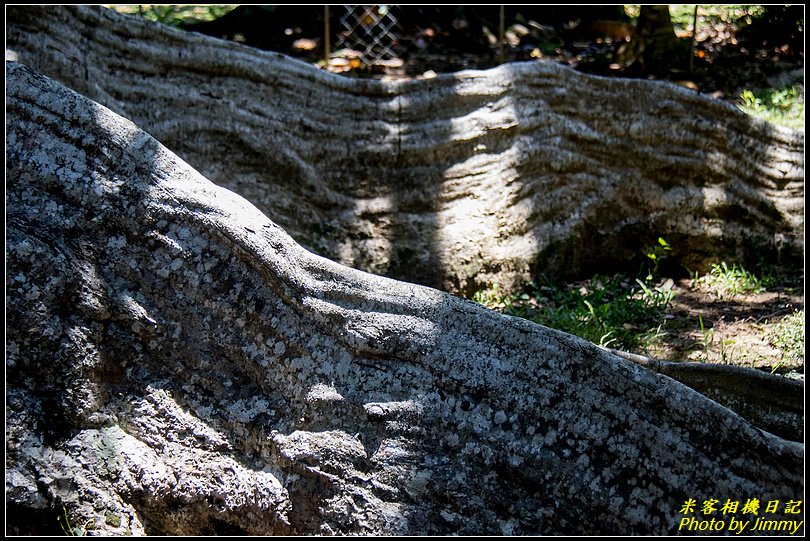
[336,5,400,65]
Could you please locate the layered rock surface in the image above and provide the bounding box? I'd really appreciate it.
[6,5,803,294]
[6,60,804,536]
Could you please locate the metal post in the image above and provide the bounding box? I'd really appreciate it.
[324,5,331,65]
[499,5,505,64]
[689,5,698,74]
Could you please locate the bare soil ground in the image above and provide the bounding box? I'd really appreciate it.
[651,279,804,374]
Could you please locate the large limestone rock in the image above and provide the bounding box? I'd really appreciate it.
[6,5,804,295]
[6,61,803,536]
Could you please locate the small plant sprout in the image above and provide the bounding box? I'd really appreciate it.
[58,507,81,536]
[57,507,94,536]
[644,237,671,281]
[697,314,714,362]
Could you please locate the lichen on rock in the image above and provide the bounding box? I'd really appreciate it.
[5,54,804,536]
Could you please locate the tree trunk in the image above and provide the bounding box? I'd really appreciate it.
[617,5,684,75]
[6,5,804,296]
[606,349,804,442]
[6,61,804,536]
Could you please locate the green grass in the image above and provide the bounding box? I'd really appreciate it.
[473,238,675,353]
[766,310,805,368]
[105,5,238,27]
[692,261,773,300]
[738,86,805,130]
[472,274,673,352]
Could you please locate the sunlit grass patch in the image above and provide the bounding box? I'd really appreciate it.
[738,85,805,130]
[691,261,773,300]
[766,310,805,367]
[105,5,238,27]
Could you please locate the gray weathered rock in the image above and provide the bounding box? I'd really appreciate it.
[6,5,804,295]
[6,61,803,536]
